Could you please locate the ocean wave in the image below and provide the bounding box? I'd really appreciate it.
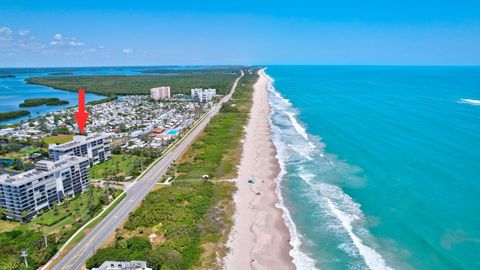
[458,98,480,106]
[275,148,319,270]
[266,70,394,270]
[265,73,293,106]
[288,144,313,161]
[267,74,318,270]
[297,171,393,270]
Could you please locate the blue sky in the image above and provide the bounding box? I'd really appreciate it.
[1,0,479,67]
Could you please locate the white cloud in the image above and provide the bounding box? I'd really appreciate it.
[50,40,62,46]
[50,35,86,47]
[69,41,85,46]
[122,48,133,54]
[18,29,30,36]
[0,26,12,35]
[0,27,13,41]
[1,27,107,61]
[98,45,105,49]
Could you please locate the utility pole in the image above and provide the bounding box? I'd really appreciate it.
[20,249,28,268]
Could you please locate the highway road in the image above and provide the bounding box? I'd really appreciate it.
[51,71,244,270]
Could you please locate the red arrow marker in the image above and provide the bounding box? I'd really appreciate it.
[74,89,89,134]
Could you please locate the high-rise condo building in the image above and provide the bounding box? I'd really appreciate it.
[191,88,216,102]
[0,155,89,221]
[49,134,111,167]
[150,86,171,100]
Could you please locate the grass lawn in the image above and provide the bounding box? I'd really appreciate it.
[0,151,25,160]
[0,187,118,270]
[89,154,141,179]
[0,220,24,232]
[42,134,73,144]
[0,187,108,234]
[30,188,107,234]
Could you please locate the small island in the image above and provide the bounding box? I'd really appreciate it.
[0,74,16,79]
[0,110,30,122]
[19,98,70,107]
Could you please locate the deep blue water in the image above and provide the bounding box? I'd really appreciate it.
[266,66,480,270]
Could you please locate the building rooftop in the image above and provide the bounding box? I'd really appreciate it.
[48,133,110,151]
[0,155,88,186]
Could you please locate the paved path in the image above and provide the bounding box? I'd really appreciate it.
[51,71,243,270]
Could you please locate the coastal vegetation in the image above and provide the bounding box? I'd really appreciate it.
[26,69,240,96]
[140,66,244,75]
[0,110,30,122]
[175,71,256,180]
[0,136,49,173]
[19,98,69,107]
[0,187,121,270]
[87,94,118,105]
[89,154,142,180]
[86,69,259,269]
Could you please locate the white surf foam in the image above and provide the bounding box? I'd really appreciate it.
[265,72,293,106]
[266,70,394,270]
[276,151,319,270]
[267,73,318,270]
[297,173,394,270]
[326,199,393,270]
[288,144,313,160]
[265,75,309,141]
[458,98,480,106]
[285,111,309,140]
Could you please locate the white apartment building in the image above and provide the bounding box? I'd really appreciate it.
[49,134,111,167]
[150,86,171,100]
[191,88,216,102]
[0,155,89,221]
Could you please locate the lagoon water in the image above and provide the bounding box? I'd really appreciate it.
[0,66,200,124]
[266,66,480,270]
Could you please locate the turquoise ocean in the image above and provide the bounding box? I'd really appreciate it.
[265,66,480,270]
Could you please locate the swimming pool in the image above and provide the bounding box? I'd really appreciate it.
[166,129,179,135]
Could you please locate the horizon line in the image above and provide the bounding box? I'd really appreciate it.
[1,64,480,69]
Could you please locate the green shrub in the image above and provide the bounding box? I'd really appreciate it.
[126,236,151,251]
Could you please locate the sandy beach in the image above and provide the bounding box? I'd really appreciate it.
[224,69,295,270]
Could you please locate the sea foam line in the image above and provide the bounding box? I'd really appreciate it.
[266,70,394,270]
[458,98,480,106]
[265,71,318,270]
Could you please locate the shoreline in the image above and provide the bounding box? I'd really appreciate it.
[224,69,295,269]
